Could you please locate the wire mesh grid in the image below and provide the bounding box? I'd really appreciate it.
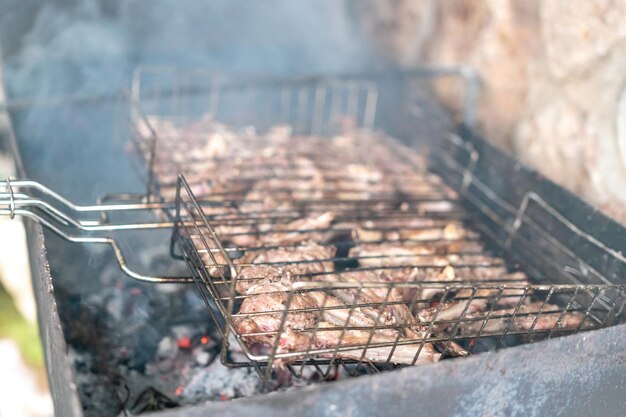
[431,133,626,318]
[173,171,624,380]
[128,67,381,201]
[122,68,626,380]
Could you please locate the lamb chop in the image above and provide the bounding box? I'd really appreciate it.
[415,266,531,329]
[418,296,490,325]
[235,242,335,293]
[259,211,335,246]
[306,264,467,354]
[458,301,589,336]
[320,271,413,328]
[349,243,439,267]
[348,243,512,283]
[234,278,317,349]
[237,268,400,336]
[235,265,290,294]
[348,244,495,273]
[311,272,404,338]
[353,222,474,243]
[239,241,335,271]
[511,302,588,331]
[233,275,441,366]
[312,322,441,366]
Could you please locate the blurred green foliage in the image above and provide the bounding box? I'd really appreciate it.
[0,284,44,367]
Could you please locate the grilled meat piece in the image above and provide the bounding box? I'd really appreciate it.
[460,302,589,335]
[308,277,400,338]
[418,298,489,324]
[306,290,382,330]
[235,265,289,294]
[349,244,436,267]
[417,299,589,340]
[512,303,587,331]
[354,222,473,243]
[415,267,528,329]
[237,271,384,337]
[350,243,494,267]
[348,244,513,284]
[313,322,441,365]
[324,270,415,332]
[240,241,335,276]
[217,224,259,247]
[234,278,441,366]
[234,278,317,349]
[260,212,335,245]
[235,241,335,293]
[415,266,529,303]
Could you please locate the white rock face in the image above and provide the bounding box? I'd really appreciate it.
[351,0,626,222]
[351,0,436,65]
[518,0,626,220]
[514,97,588,194]
[541,0,626,79]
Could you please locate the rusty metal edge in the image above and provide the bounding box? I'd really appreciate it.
[149,323,626,417]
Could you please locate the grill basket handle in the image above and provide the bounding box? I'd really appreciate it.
[0,177,193,284]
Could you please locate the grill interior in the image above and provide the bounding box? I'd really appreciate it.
[2,68,625,414]
[125,68,626,382]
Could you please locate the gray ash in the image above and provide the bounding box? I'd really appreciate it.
[181,360,261,403]
[50,234,317,416]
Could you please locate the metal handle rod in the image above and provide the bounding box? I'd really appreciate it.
[0,189,179,230]
[1,179,231,215]
[1,178,192,284]
[0,189,249,232]
[2,179,176,213]
[1,195,177,230]
[0,178,224,230]
[3,208,192,283]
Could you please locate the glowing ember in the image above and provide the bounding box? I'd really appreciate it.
[177,336,192,349]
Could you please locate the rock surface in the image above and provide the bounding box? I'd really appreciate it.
[352,0,626,223]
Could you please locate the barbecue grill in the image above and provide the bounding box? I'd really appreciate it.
[1,67,625,416]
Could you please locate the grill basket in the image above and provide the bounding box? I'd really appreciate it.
[126,69,626,380]
[1,68,624,383]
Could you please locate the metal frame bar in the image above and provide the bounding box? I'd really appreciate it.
[0,178,192,283]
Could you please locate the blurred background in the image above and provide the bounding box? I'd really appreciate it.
[0,1,624,416]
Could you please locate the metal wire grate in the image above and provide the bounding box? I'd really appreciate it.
[165,129,624,380]
[1,68,622,387]
[173,171,623,380]
[124,69,625,380]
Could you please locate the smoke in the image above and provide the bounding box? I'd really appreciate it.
[2,0,373,99]
[0,0,376,200]
[2,0,129,98]
[0,5,382,411]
